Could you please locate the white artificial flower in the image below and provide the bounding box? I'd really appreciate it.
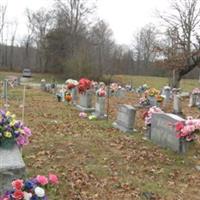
[35,187,45,197]
[23,192,32,200]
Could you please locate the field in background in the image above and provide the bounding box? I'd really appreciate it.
[0,71,199,92]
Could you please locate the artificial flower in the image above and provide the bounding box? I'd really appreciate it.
[49,174,59,184]
[36,175,48,186]
[12,179,24,190]
[34,187,45,198]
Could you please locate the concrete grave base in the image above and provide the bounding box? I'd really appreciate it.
[0,144,26,194]
[76,104,95,112]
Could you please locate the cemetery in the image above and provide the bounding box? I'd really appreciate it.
[0,71,199,199]
[0,0,200,199]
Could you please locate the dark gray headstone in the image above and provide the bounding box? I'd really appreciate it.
[113,104,136,133]
[150,113,187,153]
[0,145,26,194]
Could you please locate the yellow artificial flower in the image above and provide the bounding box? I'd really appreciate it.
[11,114,16,119]
[10,120,16,127]
[6,111,11,116]
[4,131,12,138]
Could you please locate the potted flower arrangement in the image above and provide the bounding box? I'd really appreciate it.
[0,174,58,200]
[65,79,78,90]
[0,110,31,149]
[145,88,160,106]
[143,106,164,138]
[78,78,92,94]
[96,88,106,97]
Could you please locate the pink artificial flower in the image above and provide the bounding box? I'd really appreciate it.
[12,190,24,200]
[49,174,59,184]
[23,127,32,137]
[12,179,24,190]
[36,175,48,186]
[175,122,184,131]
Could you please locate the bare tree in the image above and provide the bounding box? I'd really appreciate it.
[158,0,200,87]
[133,24,158,69]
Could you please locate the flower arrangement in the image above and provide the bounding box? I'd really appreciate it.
[145,88,160,97]
[192,88,200,95]
[96,88,106,97]
[78,78,91,94]
[64,92,72,102]
[65,79,78,90]
[0,110,31,148]
[0,174,58,200]
[139,97,150,106]
[156,94,164,103]
[143,106,164,126]
[79,112,87,118]
[175,117,200,141]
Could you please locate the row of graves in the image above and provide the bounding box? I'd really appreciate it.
[0,78,59,199]
[47,77,200,155]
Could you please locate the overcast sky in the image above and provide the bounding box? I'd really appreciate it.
[2,0,170,45]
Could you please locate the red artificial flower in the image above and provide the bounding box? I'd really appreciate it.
[11,179,24,190]
[142,111,148,120]
[67,83,76,90]
[78,78,91,93]
[12,190,24,200]
[175,122,184,131]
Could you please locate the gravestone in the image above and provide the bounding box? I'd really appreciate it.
[116,88,126,97]
[173,94,182,114]
[71,87,78,105]
[162,86,171,106]
[93,97,106,119]
[0,145,26,194]
[189,93,200,107]
[3,79,8,99]
[76,90,95,112]
[147,96,157,106]
[150,113,187,153]
[113,104,136,133]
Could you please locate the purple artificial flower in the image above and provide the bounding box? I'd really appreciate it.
[14,131,20,138]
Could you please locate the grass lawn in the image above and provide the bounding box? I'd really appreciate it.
[2,81,200,199]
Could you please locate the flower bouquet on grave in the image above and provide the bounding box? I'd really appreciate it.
[0,110,31,149]
[96,87,106,97]
[175,117,200,142]
[78,78,92,94]
[192,88,200,95]
[65,79,78,90]
[139,97,150,106]
[146,88,160,97]
[0,174,59,200]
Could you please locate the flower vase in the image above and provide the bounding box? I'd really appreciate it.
[144,125,151,139]
[180,138,188,153]
[0,139,15,149]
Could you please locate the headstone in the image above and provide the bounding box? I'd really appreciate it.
[147,96,157,107]
[76,90,95,112]
[162,86,171,104]
[71,87,78,105]
[3,79,8,99]
[189,94,196,107]
[173,94,182,114]
[113,104,136,133]
[150,113,187,153]
[0,145,26,194]
[116,88,126,97]
[93,97,106,119]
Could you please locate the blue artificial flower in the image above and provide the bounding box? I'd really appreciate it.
[14,131,20,138]
[24,180,34,190]
[31,195,39,200]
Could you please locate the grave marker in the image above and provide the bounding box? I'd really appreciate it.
[150,113,187,153]
[113,104,136,133]
[0,145,26,194]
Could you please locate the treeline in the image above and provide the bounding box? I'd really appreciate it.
[0,0,199,81]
